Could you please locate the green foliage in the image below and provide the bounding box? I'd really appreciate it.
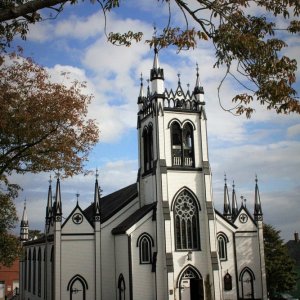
[0,232,21,267]
[264,224,297,297]
[0,180,21,266]
[28,229,44,240]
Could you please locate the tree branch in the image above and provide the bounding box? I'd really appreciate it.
[0,0,69,22]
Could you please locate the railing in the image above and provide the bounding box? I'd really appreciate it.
[173,156,193,167]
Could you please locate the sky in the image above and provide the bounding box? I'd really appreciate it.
[8,0,300,241]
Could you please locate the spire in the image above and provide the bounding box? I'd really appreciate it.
[177,73,181,86]
[231,181,238,219]
[153,46,160,70]
[150,48,164,93]
[94,169,101,220]
[46,175,53,223]
[54,174,62,218]
[254,175,263,221]
[223,174,232,220]
[193,63,204,96]
[137,73,145,105]
[20,199,29,241]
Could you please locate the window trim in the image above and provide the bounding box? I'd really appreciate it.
[173,189,200,251]
[170,121,195,168]
[217,233,229,261]
[137,233,154,264]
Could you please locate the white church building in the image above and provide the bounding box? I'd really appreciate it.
[19,49,267,300]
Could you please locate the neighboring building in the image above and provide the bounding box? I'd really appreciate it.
[286,233,300,299]
[19,50,267,300]
[0,260,19,300]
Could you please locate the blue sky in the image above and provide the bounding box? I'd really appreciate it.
[9,0,300,241]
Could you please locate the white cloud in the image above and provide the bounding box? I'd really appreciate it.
[287,124,300,137]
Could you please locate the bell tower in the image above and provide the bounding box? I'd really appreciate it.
[137,50,221,300]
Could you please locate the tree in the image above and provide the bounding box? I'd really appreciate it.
[0,180,22,266]
[0,51,99,180]
[28,229,43,240]
[264,224,297,298]
[0,50,99,265]
[0,0,299,117]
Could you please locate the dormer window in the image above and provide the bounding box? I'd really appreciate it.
[171,121,194,167]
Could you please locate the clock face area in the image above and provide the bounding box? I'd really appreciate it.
[72,213,83,225]
[239,213,248,224]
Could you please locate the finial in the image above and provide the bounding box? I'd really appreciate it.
[24,198,27,208]
[55,171,60,179]
[255,174,258,184]
[76,193,80,204]
[196,63,199,76]
[153,24,157,38]
[224,173,227,185]
[232,180,235,189]
[96,168,99,180]
[187,83,190,91]
[240,196,247,207]
[177,73,181,86]
[49,175,52,185]
[140,73,143,85]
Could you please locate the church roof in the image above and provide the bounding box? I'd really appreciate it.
[286,238,300,264]
[84,183,138,223]
[112,202,156,235]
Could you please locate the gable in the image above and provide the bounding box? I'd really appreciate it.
[62,204,94,235]
[234,207,257,231]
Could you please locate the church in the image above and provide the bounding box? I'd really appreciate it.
[19,49,267,300]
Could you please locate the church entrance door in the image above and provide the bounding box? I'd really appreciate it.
[179,268,204,300]
[70,279,84,300]
[241,270,254,299]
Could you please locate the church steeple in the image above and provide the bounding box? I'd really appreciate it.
[232,181,238,219]
[223,174,232,221]
[20,199,29,241]
[254,175,263,221]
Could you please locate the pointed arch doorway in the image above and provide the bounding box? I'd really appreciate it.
[239,267,255,299]
[67,274,88,300]
[178,266,204,300]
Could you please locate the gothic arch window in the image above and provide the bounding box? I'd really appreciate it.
[171,121,194,167]
[67,274,88,300]
[173,190,200,250]
[142,124,154,173]
[117,274,126,300]
[239,267,255,299]
[137,233,154,264]
[217,233,229,261]
[33,248,36,294]
[38,247,42,296]
[177,266,203,300]
[28,249,31,292]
